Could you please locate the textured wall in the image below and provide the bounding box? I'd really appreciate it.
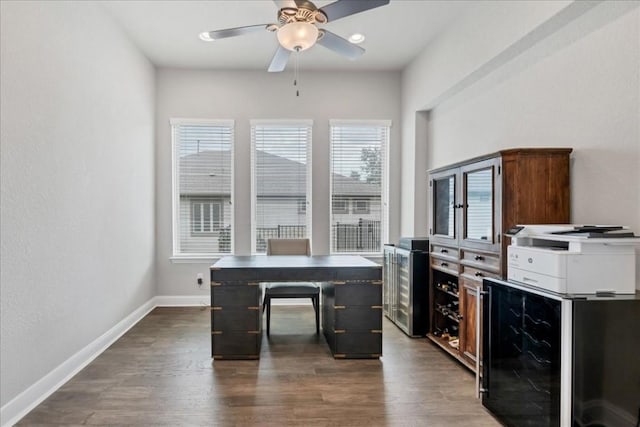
[0,1,156,407]
[400,0,640,277]
[155,69,401,297]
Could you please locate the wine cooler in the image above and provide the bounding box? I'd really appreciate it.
[382,238,429,337]
[481,278,640,427]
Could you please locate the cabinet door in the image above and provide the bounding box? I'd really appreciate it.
[395,249,411,332]
[460,279,481,366]
[460,158,501,252]
[429,168,460,244]
[382,246,394,318]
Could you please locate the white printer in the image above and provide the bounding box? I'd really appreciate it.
[507,225,640,294]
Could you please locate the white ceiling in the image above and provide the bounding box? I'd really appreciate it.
[101,0,472,71]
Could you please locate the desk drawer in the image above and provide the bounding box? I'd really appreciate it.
[335,331,382,356]
[211,285,260,307]
[335,283,382,306]
[335,306,382,331]
[212,332,260,358]
[212,309,260,332]
[431,258,459,276]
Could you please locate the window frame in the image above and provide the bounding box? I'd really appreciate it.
[170,118,234,260]
[329,119,391,255]
[250,119,313,254]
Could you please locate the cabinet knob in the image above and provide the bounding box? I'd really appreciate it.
[474,255,484,261]
[475,272,484,277]
[441,262,448,267]
[441,248,448,253]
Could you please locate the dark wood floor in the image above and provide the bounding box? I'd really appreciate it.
[18,306,501,426]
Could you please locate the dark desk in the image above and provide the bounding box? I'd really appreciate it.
[210,255,383,360]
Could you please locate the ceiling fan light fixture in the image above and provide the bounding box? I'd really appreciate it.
[277,22,319,52]
[348,33,365,44]
[198,31,215,42]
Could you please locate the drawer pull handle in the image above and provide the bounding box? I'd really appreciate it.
[441,262,449,267]
[371,329,382,334]
[334,305,346,310]
[475,272,484,277]
[441,248,449,253]
[211,281,222,287]
[247,282,259,286]
[474,255,484,261]
[247,306,260,310]
[371,305,383,309]
[247,330,260,334]
[335,329,346,334]
[211,306,223,311]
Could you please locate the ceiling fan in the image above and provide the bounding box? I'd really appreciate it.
[202,0,390,72]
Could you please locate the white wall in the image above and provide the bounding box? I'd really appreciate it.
[156,69,401,296]
[0,0,156,412]
[400,1,640,284]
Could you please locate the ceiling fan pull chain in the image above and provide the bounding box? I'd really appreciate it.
[294,47,300,97]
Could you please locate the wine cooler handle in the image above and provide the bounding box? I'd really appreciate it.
[476,285,490,399]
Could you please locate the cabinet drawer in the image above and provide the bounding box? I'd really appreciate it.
[335,307,382,331]
[461,265,500,284]
[460,249,500,273]
[211,285,260,307]
[335,283,382,306]
[431,244,459,261]
[335,331,382,355]
[212,309,260,332]
[212,332,261,358]
[431,258,459,276]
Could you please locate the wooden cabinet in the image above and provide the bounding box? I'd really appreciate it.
[427,148,571,372]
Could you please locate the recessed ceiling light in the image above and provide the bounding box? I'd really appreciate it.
[199,31,214,42]
[348,33,365,44]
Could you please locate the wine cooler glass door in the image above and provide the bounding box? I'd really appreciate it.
[482,281,561,427]
[395,249,411,333]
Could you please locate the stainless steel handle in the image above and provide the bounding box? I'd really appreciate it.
[476,287,490,399]
[475,284,481,398]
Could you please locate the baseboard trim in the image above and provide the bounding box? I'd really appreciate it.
[0,298,156,427]
[155,295,210,307]
[0,294,316,427]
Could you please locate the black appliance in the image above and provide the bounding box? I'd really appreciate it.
[481,278,640,427]
[382,238,429,337]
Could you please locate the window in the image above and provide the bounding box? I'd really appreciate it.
[251,120,312,254]
[330,120,390,254]
[332,199,349,214]
[171,119,233,256]
[191,199,222,234]
[352,199,370,214]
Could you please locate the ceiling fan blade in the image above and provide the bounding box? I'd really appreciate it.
[319,0,389,22]
[207,24,270,41]
[316,30,365,60]
[268,46,291,72]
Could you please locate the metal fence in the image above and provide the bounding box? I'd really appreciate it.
[332,219,381,253]
[256,225,307,253]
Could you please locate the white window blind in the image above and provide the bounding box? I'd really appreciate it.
[171,119,233,256]
[251,120,312,254]
[330,120,390,254]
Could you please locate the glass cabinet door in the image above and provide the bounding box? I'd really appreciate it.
[431,171,457,241]
[461,158,500,250]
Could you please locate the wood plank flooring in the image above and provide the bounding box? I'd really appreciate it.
[17,306,501,426]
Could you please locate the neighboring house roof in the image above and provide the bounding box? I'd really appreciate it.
[179,150,379,197]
